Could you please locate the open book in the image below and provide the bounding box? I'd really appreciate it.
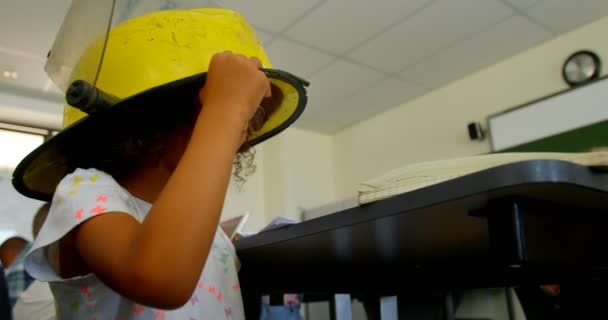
[359,152,608,204]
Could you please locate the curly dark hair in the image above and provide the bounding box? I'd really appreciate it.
[234,143,256,184]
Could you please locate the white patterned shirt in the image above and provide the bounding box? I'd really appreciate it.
[24,168,245,320]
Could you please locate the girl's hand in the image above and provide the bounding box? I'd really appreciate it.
[198,52,271,136]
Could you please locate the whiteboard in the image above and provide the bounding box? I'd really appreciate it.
[489,78,608,151]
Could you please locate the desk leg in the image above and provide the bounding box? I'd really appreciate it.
[330,294,352,320]
[361,291,459,320]
[443,291,455,320]
[241,288,261,319]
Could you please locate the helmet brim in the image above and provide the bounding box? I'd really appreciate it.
[13,68,308,201]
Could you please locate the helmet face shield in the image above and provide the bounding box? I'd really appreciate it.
[45,0,115,91]
[45,0,229,91]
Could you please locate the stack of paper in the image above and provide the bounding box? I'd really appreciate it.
[359,152,608,204]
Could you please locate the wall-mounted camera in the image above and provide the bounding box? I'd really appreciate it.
[468,122,485,141]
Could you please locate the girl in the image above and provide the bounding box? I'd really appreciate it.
[14,6,307,320]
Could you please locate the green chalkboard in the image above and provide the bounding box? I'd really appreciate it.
[498,120,608,153]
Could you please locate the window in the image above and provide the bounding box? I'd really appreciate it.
[0,123,50,176]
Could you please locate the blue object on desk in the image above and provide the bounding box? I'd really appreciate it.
[260,303,302,320]
[260,294,302,320]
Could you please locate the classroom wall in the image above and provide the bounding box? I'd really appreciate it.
[263,127,336,222]
[221,127,335,232]
[333,15,608,199]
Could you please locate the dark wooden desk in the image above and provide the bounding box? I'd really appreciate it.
[236,160,608,319]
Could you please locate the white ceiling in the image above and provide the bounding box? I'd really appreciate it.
[1,0,608,132]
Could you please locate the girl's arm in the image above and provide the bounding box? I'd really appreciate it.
[72,52,270,309]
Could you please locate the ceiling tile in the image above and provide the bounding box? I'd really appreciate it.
[294,113,336,134]
[293,95,335,133]
[0,0,71,57]
[297,77,426,133]
[503,0,542,10]
[526,0,608,33]
[400,15,551,89]
[349,0,514,73]
[212,0,323,32]
[285,0,431,55]
[265,38,334,78]
[42,80,63,95]
[331,78,427,131]
[307,60,385,102]
[256,30,273,45]
[296,60,385,132]
[114,0,215,18]
[0,51,51,93]
[344,77,427,115]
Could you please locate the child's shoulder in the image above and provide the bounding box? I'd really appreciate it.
[55,168,121,197]
[45,168,141,229]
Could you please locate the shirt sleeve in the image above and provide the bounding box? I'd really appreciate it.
[24,168,144,282]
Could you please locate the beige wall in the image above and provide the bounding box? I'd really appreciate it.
[221,127,336,231]
[263,127,336,221]
[333,15,608,199]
